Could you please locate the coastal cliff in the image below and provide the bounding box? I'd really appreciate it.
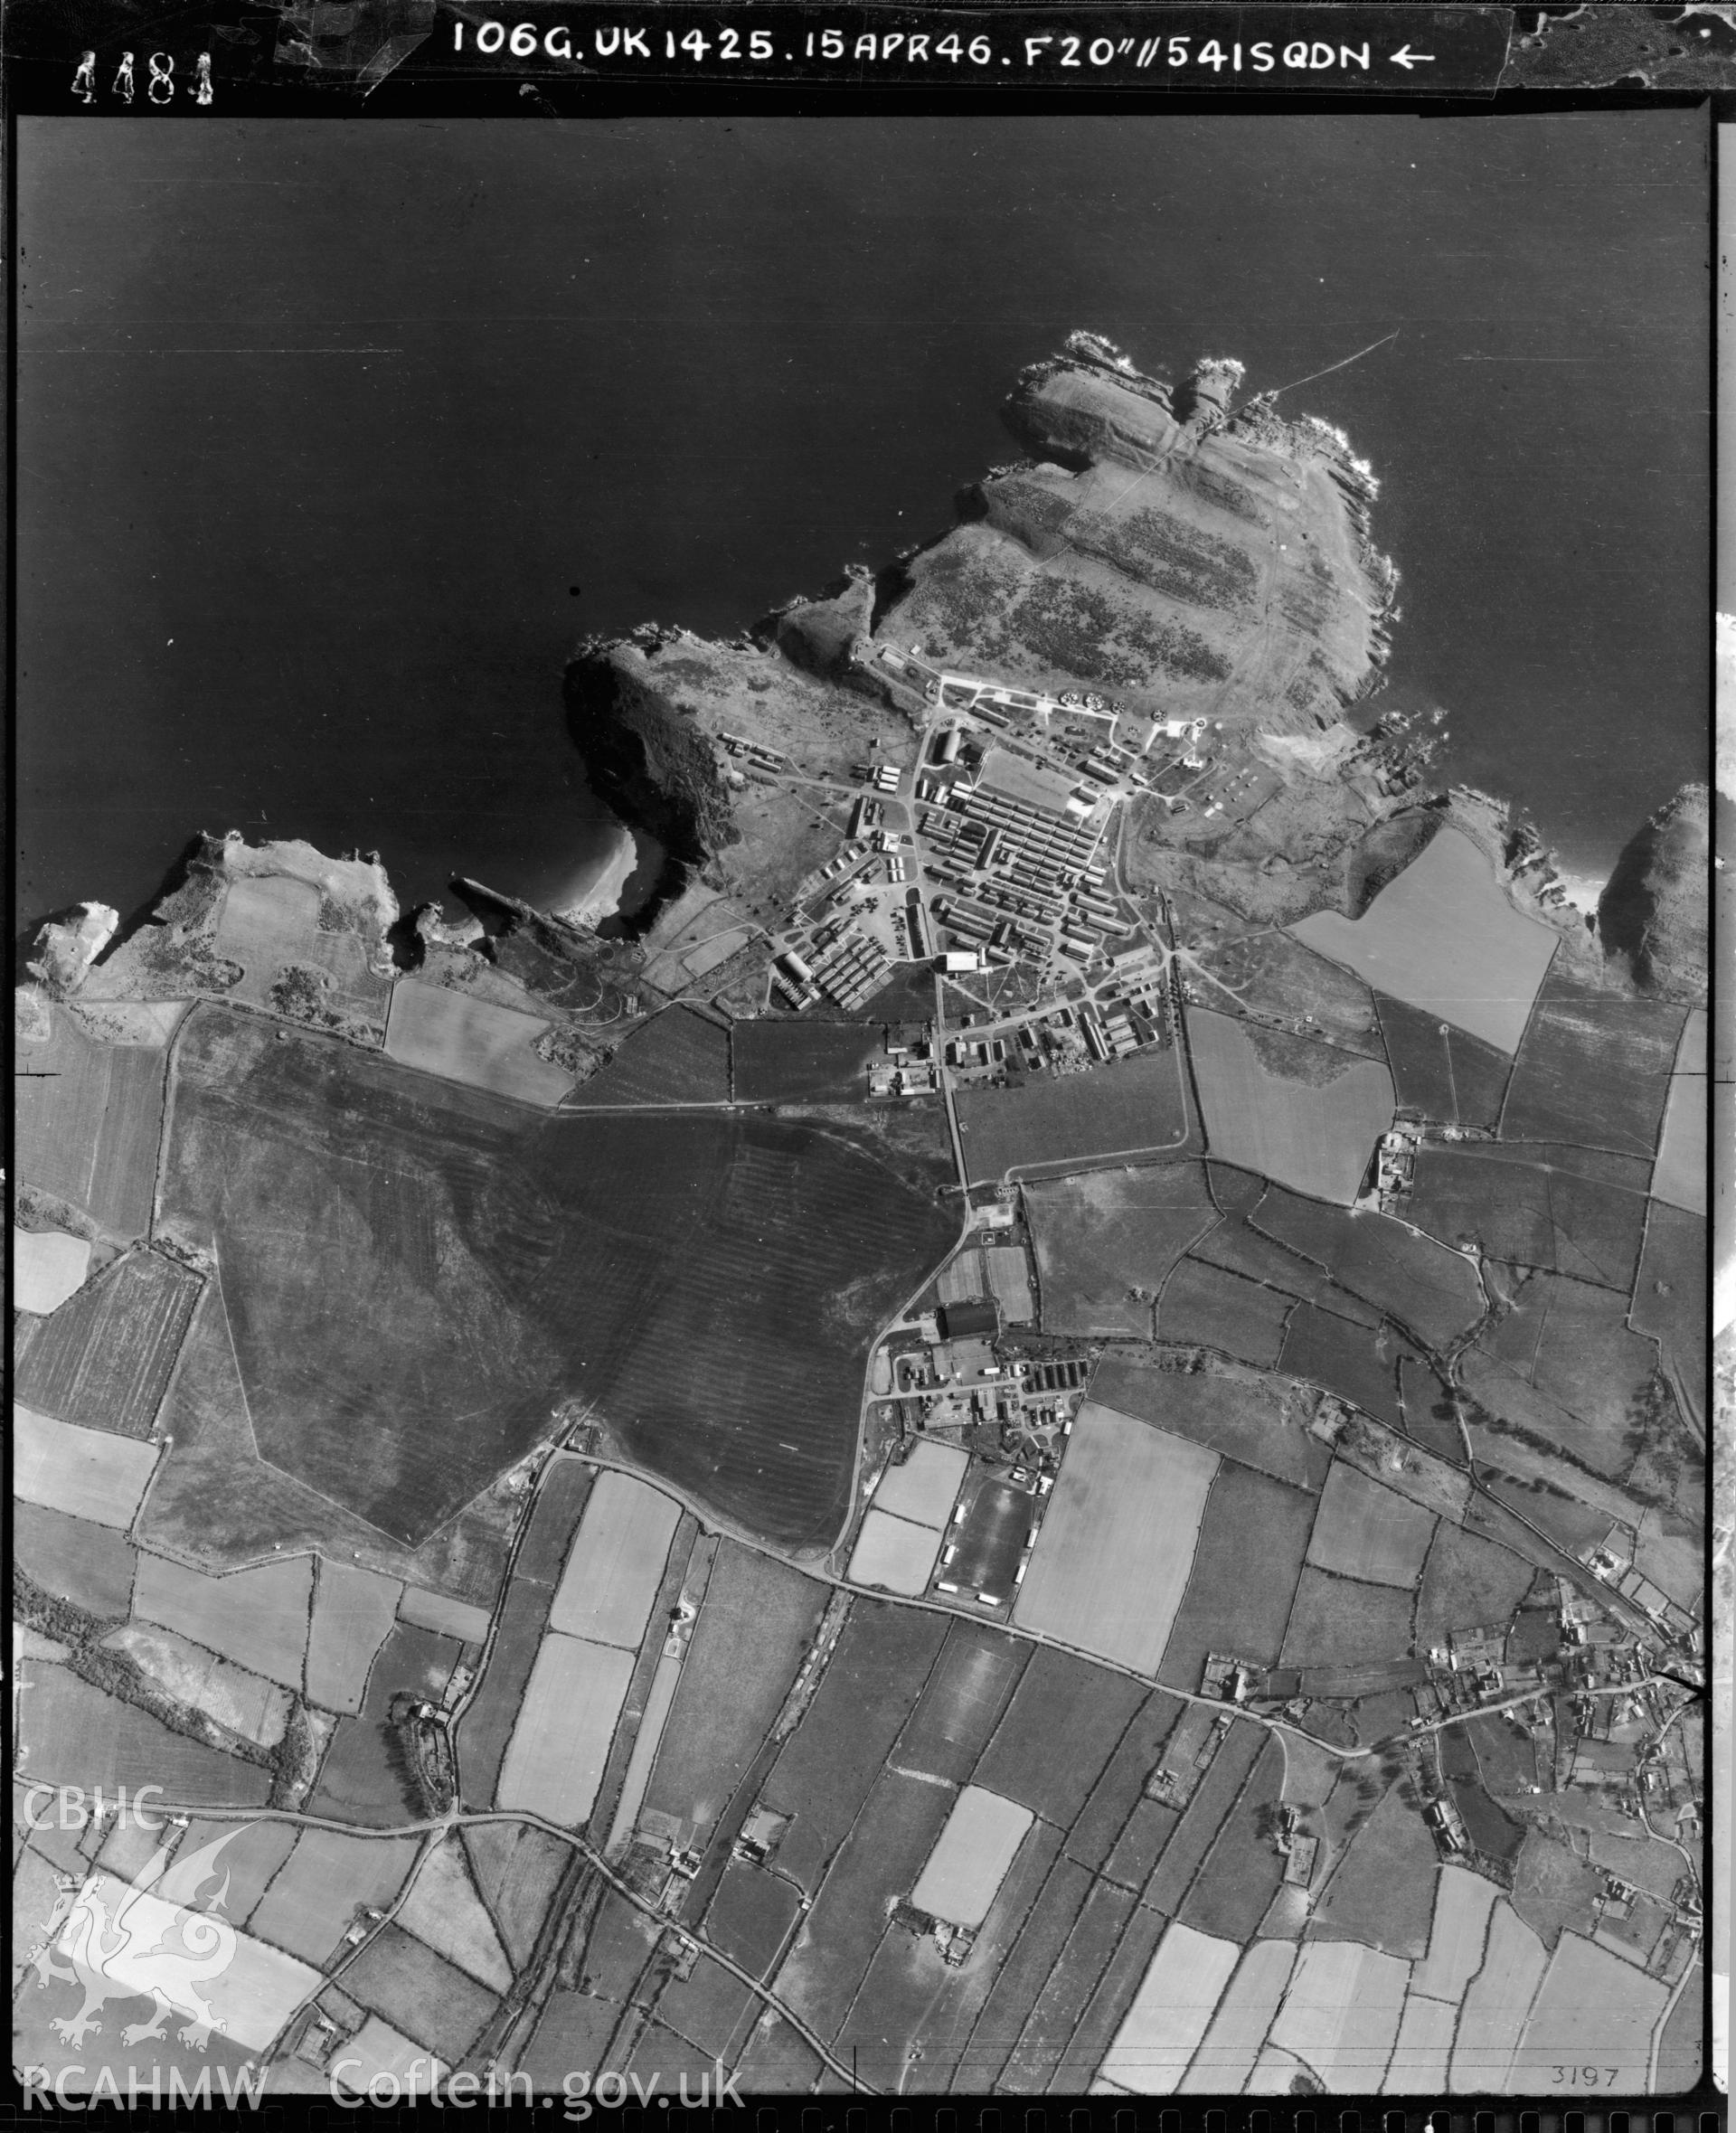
[1597,782,1710,1002]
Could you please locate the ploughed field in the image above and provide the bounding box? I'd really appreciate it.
[159,1006,954,1549]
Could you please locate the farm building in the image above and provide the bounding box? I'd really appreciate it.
[937,1298,998,1341]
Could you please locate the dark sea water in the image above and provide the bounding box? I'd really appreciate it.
[17,113,1708,928]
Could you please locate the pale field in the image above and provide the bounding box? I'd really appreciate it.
[305,1559,403,1715]
[846,1509,944,1597]
[15,1403,158,1528]
[1506,1932,1668,2095]
[1305,1460,1438,1589]
[1179,1939,1297,2094]
[871,1439,968,1529]
[1290,826,1558,1054]
[548,1470,682,1650]
[1014,1402,1217,1675]
[495,1632,636,1826]
[133,1549,313,1689]
[909,1785,1033,1930]
[1448,1899,1549,2094]
[394,1837,514,1993]
[384,977,571,1107]
[1267,1940,1411,2092]
[1651,1006,1706,1214]
[14,1229,92,1316]
[1098,1921,1241,2094]
[1185,1006,1394,1206]
[1382,1993,1458,2095]
[1411,1864,1496,2001]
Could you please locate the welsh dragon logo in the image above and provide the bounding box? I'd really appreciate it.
[24,1826,242,2053]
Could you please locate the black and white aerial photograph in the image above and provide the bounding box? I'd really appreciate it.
[12,56,1717,2115]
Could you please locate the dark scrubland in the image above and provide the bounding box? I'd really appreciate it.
[1472,1266,1663,1477]
[1178,1733,1288,1942]
[1061,1690,1186,1873]
[1413,1521,1537,1648]
[973,1647,1148,1826]
[309,1622,461,1826]
[1278,1305,1415,1430]
[1375,991,1512,1128]
[1498,968,1686,1156]
[1143,1719,1266,1914]
[14,1248,202,1439]
[1156,1256,1297,1369]
[760,1602,947,1892]
[564,1004,731,1106]
[1252,1185,1486,1350]
[14,1502,137,1619]
[732,1018,889,1104]
[1158,1461,1316,1689]
[1406,1140,1650,1292]
[160,1005,952,1549]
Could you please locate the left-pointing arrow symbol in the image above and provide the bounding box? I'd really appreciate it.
[1390,45,1436,69]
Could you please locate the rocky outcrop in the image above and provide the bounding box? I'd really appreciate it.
[24,902,118,996]
[771,567,874,680]
[1598,783,1709,1002]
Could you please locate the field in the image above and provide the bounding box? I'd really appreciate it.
[954,1046,1194,1185]
[951,1853,1095,2091]
[1254,1186,1486,1349]
[1412,1864,1496,2000]
[160,1817,296,1921]
[1104,1800,1180,1893]
[1156,1257,1296,1368]
[1475,1266,1662,1475]
[1191,929,1384,1057]
[975,1647,1147,1827]
[310,1622,462,1825]
[1185,1007,1393,1205]
[945,1480,1031,1598]
[1307,1785,1439,1956]
[1045,1902,1169,2092]
[1509,1827,1602,1949]
[1014,1404,1218,1675]
[341,1921,500,2060]
[134,1550,313,1688]
[847,1509,943,1595]
[1175,1732,1287,1941]
[760,1602,948,1891]
[160,1006,954,1550]
[1506,1933,1668,2094]
[1279,1570,1415,1669]
[107,1622,289,1746]
[1279,1304,1410,1427]
[394,1836,514,1990]
[911,1786,1034,1928]
[1375,991,1513,1129]
[514,1459,596,1584]
[1447,1900,1549,2092]
[775,1770,957,2043]
[303,1563,404,1715]
[731,2011,824,2092]
[1194,1208,1380,1324]
[522,1992,633,2088]
[653,1952,756,2062]
[1157,1460,1316,1690]
[384,976,572,1106]
[996,1879,1138,2093]
[1415,1522,1537,1648]
[14,1249,203,1439]
[15,1227,92,1314]
[642,1541,826,1840]
[1060,1694,1181,1870]
[985,1243,1036,1321]
[1090,1355,1313,1488]
[1024,1162,1217,1336]
[1409,1140,1650,1295]
[1631,1201,1707,1431]
[732,1018,887,1104]
[214,873,391,1028]
[1498,971,1686,1156]
[396,1585,491,1644]
[18,1665,272,1806]
[891,1622,1028,1785]
[703,1857,804,1978]
[1266,1939,1410,2091]
[1177,1940,1297,2095]
[1098,1921,1241,2092]
[566,1005,731,1106]
[14,999,168,1238]
[1306,1460,1437,1587]
[456,1581,552,1807]
[1651,1006,1706,1213]
[872,1439,968,1526]
[1383,1993,1458,2094]
[1290,827,1559,1054]
[14,1501,137,1617]
[1143,1718,1266,1912]
[495,1632,636,1826]
[462,1821,572,1969]
[549,1471,682,1648]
